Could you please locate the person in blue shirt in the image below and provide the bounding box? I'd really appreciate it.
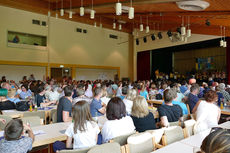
[90,87,106,117]
[188,84,200,113]
[7,88,20,104]
[180,80,188,94]
[139,84,149,100]
[120,86,128,100]
[19,84,32,100]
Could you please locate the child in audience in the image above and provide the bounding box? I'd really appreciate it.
[53,101,100,152]
[0,118,34,153]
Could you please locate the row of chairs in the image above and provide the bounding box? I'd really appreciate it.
[0,109,58,130]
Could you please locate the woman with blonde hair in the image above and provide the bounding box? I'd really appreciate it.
[123,89,137,115]
[131,96,156,132]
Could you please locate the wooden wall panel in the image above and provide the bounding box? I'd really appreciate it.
[174,47,226,74]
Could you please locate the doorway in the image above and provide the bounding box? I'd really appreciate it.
[51,68,71,82]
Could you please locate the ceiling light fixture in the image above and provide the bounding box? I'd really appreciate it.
[94,22,97,27]
[146,16,149,33]
[223,27,227,48]
[128,0,134,19]
[113,17,116,29]
[48,0,51,17]
[69,0,72,18]
[90,0,95,19]
[55,0,58,19]
[187,16,191,37]
[140,16,143,32]
[60,0,64,16]
[220,26,223,47]
[181,16,186,36]
[119,24,122,30]
[116,0,122,15]
[80,0,84,16]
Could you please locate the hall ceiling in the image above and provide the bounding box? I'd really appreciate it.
[1,0,230,36]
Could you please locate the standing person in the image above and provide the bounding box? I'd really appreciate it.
[0,119,34,153]
[57,86,73,122]
[53,101,100,152]
[194,90,220,134]
[158,89,183,127]
[90,87,106,117]
[101,97,135,143]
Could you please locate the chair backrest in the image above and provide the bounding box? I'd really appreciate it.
[169,121,180,127]
[109,131,136,146]
[184,119,196,137]
[87,142,121,153]
[21,116,41,127]
[0,115,12,130]
[126,132,155,153]
[23,111,46,124]
[146,128,164,144]
[51,109,57,123]
[162,126,185,145]
[59,147,92,153]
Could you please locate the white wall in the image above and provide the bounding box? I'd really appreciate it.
[0,6,130,79]
[75,68,117,81]
[133,29,221,80]
[0,65,46,83]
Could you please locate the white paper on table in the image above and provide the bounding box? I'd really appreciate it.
[33,130,46,136]
[2,110,15,112]
[0,131,4,137]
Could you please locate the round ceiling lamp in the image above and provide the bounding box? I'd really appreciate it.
[176,0,210,11]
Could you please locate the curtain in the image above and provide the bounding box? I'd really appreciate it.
[137,51,150,81]
[226,38,230,84]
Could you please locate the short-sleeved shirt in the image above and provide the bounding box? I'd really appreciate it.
[139,90,148,99]
[19,90,32,100]
[0,137,33,153]
[131,112,156,132]
[90,98,103,117]
[157,104,183,122]
[188,93,199,113]
[57,96,72,122]
[65,121,100,149]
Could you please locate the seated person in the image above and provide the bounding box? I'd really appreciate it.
[19,84,32,100]
[0,88,15,110]
[57,86,73,122]
[101,97,135,143]
[0,119,34,153]
[158,89,183,127]
[120,86,128,100]
[35,85,56,107]
[72,87,91,106]
[188,84,200,113]
[131,96,156,132]
[90,87,106,117]
[139,84,149,100]
[53,101,100,152]
[123,89,137,115]
[7,88,20,104]
[199,128,230,153]
[194,90,220,133]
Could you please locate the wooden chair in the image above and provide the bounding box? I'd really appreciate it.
[125,132,155,153]
[162,126,188,146]
[23,111,46,124]
[184,119,196,137]
[59,147,93,153]
[109,131,136,146]
[0,115,12,130]
[21,116,42,127]
[146,128,164,148]
[169,121,180,127]
[50,109,57,123]
[87,142,122,153]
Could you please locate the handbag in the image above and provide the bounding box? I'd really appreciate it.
[15,101,30,111]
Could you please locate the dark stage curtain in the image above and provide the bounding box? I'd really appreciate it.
[227,38,230,84]
[137,51,150,81]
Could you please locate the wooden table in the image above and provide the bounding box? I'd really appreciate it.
[2,105,57,119]
[152,142,194,153]
[147,100,163,105]
[221,106,230,115]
